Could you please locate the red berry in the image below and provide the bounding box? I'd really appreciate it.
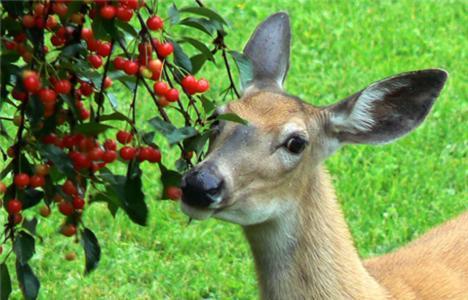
[114,56,126,70]
[61,224,76,236]
[80,82,94,96]
[7,199,22,214]
[147,16,164,31]
[104,139,117,151]
[197,78,210,93]
[14,173,30,189]
[81,28,93,41]
[97,41,112,57]
[181,75,199,95]
[88,147,104,161]
[54,79,72,94]
[124,60,139,75]
[116,6,133,22]
[103,76,113,89]
[52,3,68,17]
[88,54,103,68]
[39,205,51,217]
[42,133,58,145]
[120,146,137,160]
[23,71,41,93]
[46,15,58,30]
[100,5,116,19]
[14,33,26,43]
[13,213,23,225]
[153,81,169,96]
[72,196,85,209]
[12,89,27,101]
[4,40,16,50]
[62,180,77,196]
[72,153,91,170]
[59,201,74,216]
[166,186,182,200]
[35,164,50,176]
[0,181,6,194]
[39,88,57,104]
[116,131,133,144]
[147,148,161,163]
[34,3,45,16]
[165,88,179,102]
[156,42,174,58]
[30,175,45,188]
[51,35,65,46]
[148,59,162,73]
[80,108,90,120]
[87,38,99,51]
[102,150,118,163]
[22,15,35,28]
[35,16,45,29]
[137,147,152,161]
[121,0,139,9]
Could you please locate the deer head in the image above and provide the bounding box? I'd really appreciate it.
[180,12,447,226]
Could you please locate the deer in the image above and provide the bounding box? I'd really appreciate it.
[179,12,468,300]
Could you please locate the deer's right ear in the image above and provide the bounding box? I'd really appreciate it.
[243,12,291,92]
[322,69,447,148]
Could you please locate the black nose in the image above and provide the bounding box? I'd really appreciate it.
[181,164,224,208]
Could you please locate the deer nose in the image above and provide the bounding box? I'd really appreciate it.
[181,165,225,208]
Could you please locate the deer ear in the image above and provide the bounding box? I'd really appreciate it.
[325,69,448,144]
[243,12,291,91]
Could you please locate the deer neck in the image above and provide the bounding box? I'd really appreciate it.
[243,165,389,300]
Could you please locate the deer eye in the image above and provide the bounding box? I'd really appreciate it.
[284,136,307,154]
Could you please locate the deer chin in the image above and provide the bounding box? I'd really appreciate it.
[180,202,214,220]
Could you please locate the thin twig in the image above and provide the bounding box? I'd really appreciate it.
[96,40,115,122]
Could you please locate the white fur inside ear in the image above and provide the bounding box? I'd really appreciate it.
[330,80,407,133]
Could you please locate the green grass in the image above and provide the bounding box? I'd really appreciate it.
[2,0,467,299]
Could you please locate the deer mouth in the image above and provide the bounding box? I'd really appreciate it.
[180,202,214,220]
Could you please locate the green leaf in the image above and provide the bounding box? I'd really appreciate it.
[200,95,216,114]
[116,20,138,39]
[0,161,13,180]
[105,92,119,109]
[190,54,207,75]
[0,263,12,300]
[217,113,248,125]
[81,228,101,274]
[74,122,114,135]
[22,218,38,236]
[21,188,44,210]
[179,37,215,62]
[159,165,182,199]
[228,50,253,90]
[14,232,35,265]
[170,39,192,72]
[168,4,180,24]
[99,112,132,123]
[149,117,197,145]
[99,168,148,226]
[15,262,40,300]
[1,1,24,16]
[92,14,117,40]
[37,144,75,179]
[179,7,228,26]
[61,43,87,58]
[179,17,216,36]
[183,131,211,155]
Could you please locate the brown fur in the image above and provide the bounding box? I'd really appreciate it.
[227,91,468,299]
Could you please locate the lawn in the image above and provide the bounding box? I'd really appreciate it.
[1,0,467,299]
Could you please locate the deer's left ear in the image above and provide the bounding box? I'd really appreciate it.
[324,69,448,144]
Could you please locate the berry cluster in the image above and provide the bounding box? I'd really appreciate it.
[1,0,235,295]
